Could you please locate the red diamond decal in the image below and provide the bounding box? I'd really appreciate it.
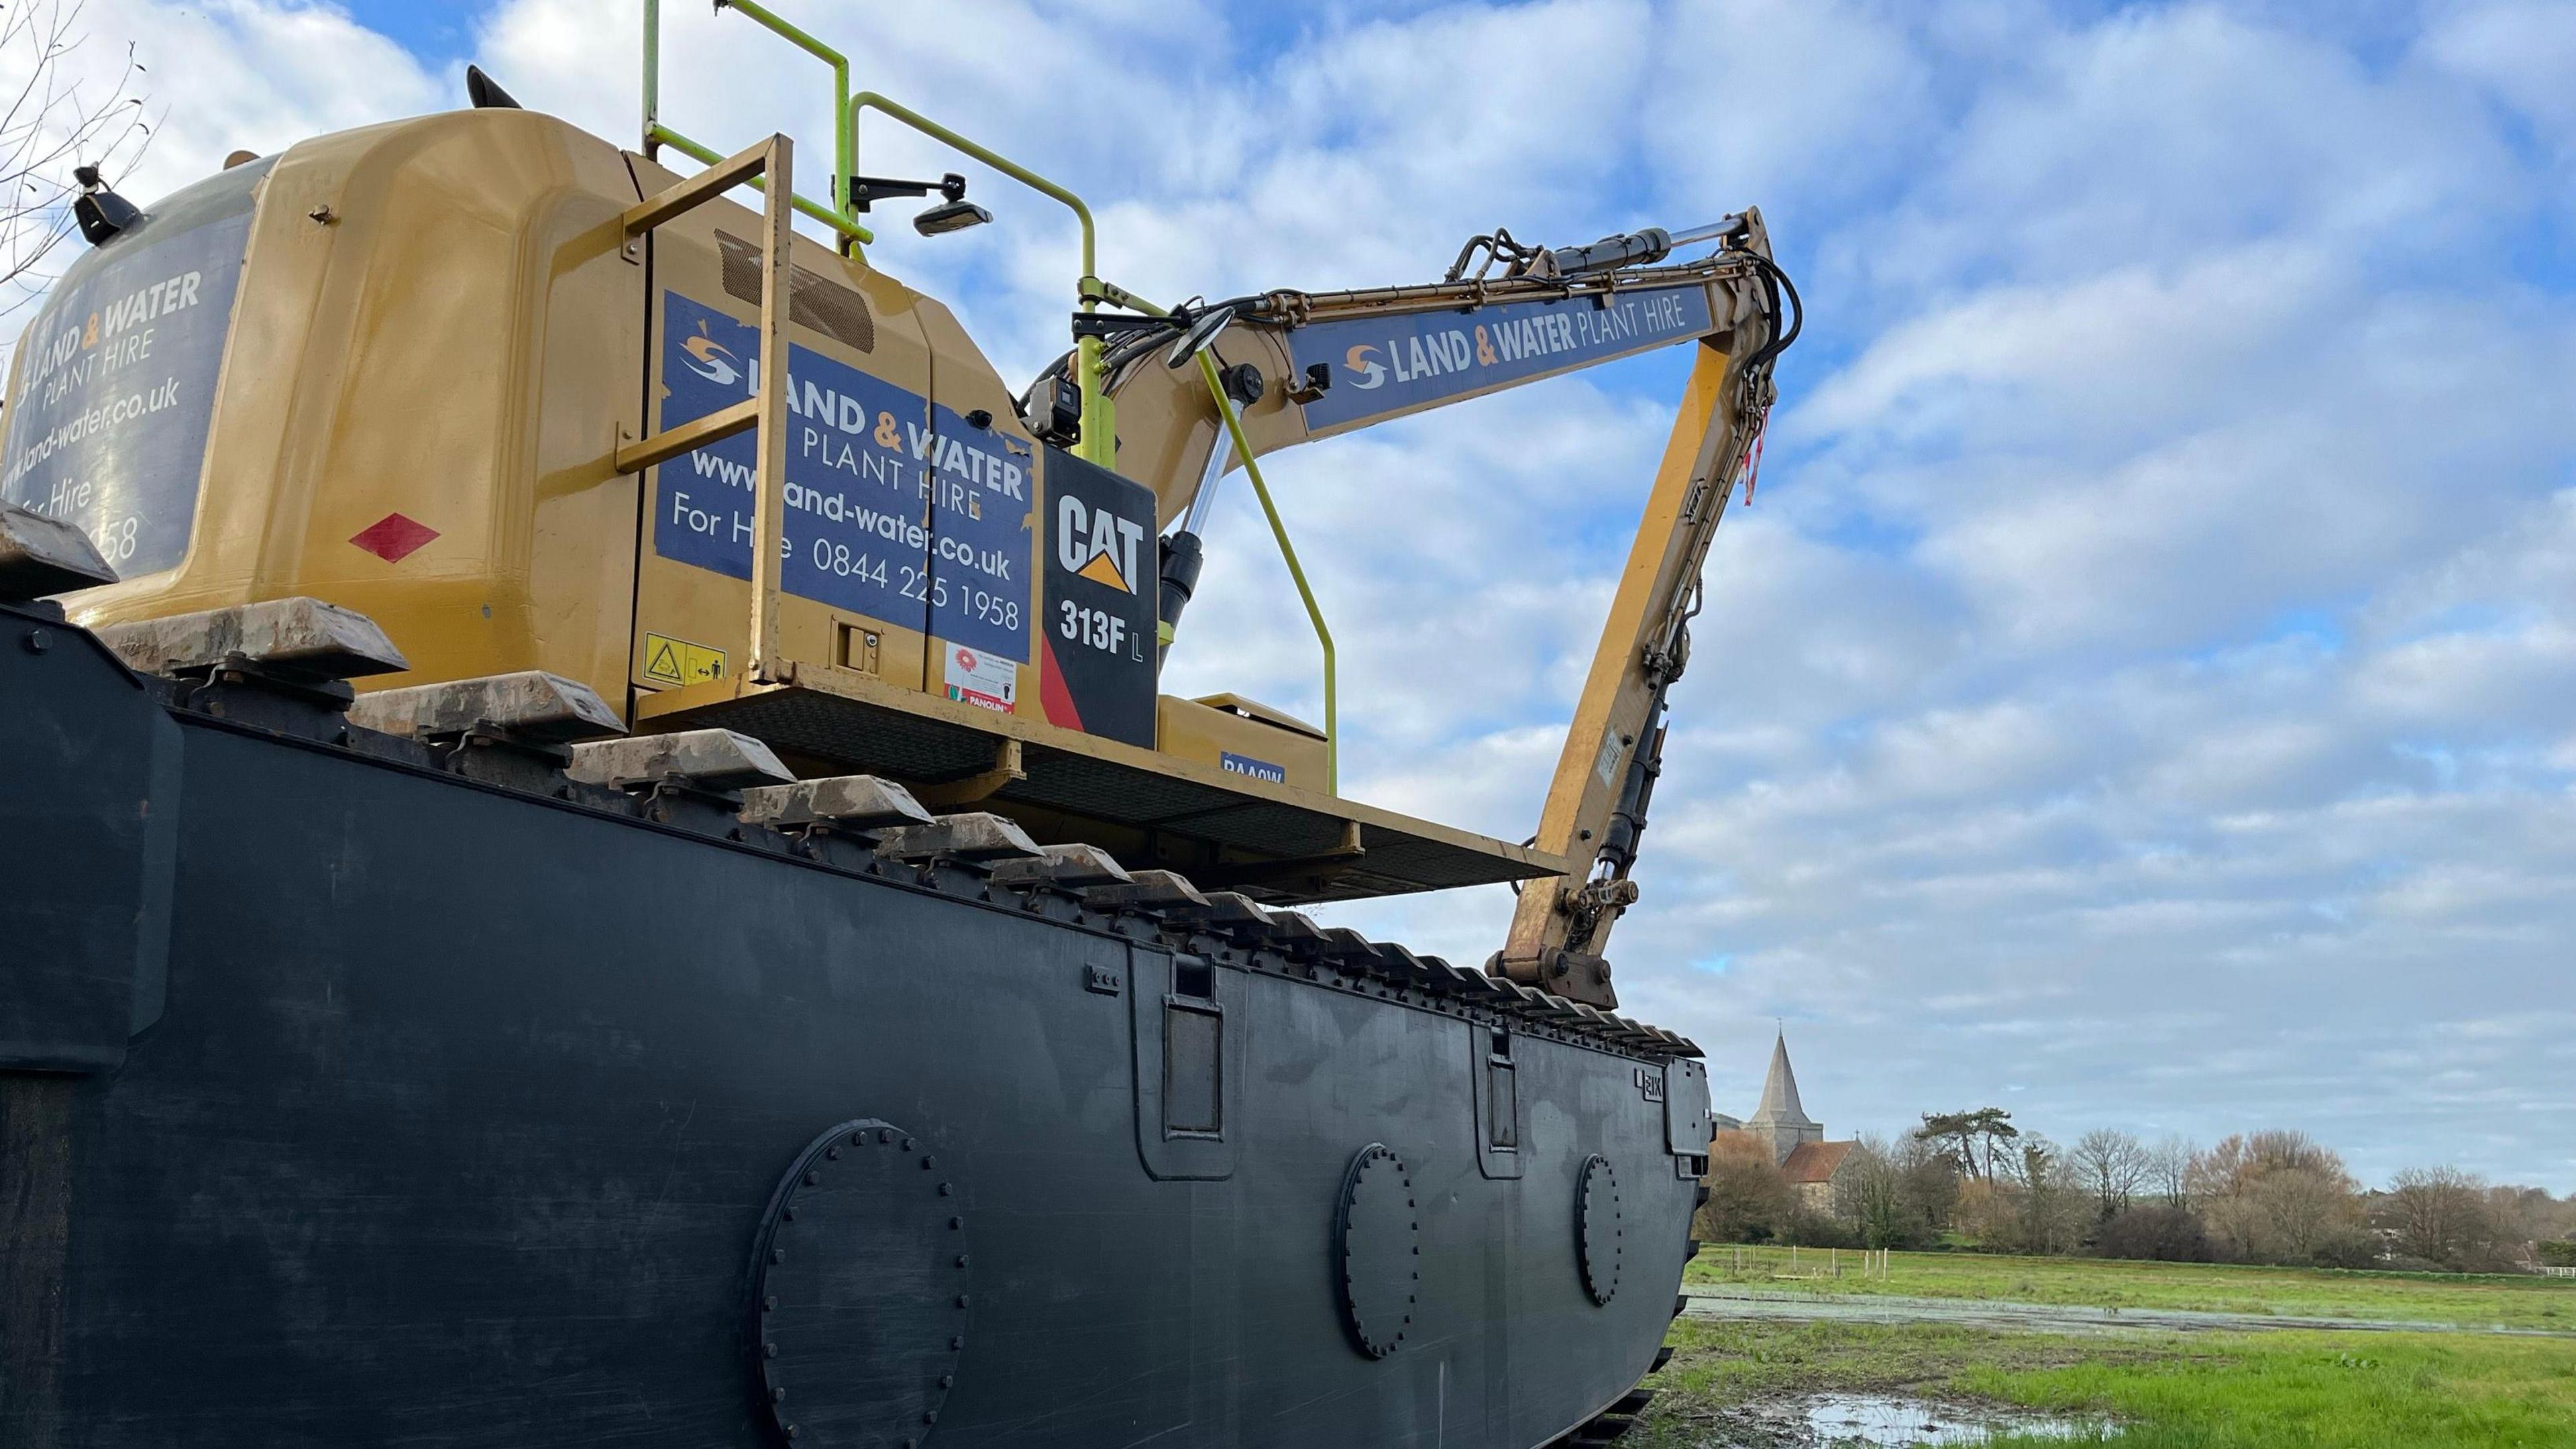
[350,513,439,563]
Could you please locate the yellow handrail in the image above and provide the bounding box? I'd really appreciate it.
[612,133,798,683]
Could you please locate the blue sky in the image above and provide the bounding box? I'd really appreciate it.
[23,0,2576,1189]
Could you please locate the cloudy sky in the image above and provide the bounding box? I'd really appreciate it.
[20,0,2574,1189]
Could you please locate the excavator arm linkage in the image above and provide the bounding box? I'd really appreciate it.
[1071,213,1799,1008]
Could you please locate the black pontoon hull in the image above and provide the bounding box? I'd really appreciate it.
[0,606,1711,1448]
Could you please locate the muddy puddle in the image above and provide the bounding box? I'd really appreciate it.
[1803,1393,2104,1444]
[1681,1391,2110,1446]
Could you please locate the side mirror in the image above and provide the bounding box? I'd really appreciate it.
[71,166,142,248]
[1165,303,1237,368]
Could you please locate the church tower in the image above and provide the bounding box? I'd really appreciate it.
[1743,1030,1824,1166]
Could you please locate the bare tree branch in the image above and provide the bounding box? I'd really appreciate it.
[0,0,158,335]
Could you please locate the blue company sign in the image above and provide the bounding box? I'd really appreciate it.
[1,208,254,581]
[1285,283,1714,431]
[1220,751,1287,785]
[655,291,1032,663]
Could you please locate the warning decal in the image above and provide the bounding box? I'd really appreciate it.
[642,632,728,687]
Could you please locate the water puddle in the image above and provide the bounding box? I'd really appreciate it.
[1803,1393,2105,1446]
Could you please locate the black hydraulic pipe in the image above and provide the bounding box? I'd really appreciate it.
[1155,529,1203,671]
[1548,227,1674,278]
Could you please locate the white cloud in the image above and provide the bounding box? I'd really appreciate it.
[0,0,441,335]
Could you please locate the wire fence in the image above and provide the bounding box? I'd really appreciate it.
[1700,1242,1894,1282]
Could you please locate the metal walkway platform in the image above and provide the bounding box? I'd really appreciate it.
[636,669,1565,906]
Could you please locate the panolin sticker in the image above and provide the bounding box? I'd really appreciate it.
[945,645,1017,713]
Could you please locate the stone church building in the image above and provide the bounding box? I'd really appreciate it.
[1712,1032,1858,1214]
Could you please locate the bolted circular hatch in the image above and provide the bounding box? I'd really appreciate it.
[1575,1152,1622,1307]
[1332,1143,1420,1360]
[749,1120,970,1447]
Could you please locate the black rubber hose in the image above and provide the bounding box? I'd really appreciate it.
[1737,251,1803,370]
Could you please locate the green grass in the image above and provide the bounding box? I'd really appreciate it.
[1634,1318,2576,1448]
[1686,1245,2576,1332]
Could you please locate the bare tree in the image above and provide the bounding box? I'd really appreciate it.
[1949,1175,2021,1248]
[1697,1130,1796,1245]
[2192,1130,2367,1265]
[2071,1128,2150,1220]
[1838,1133,1935,1250]
[1894,1132,1960,1233]
[2485,1183,2576,1249]
[0,0,154,317]
[2384,1167,2501,1271]
[2148,1134,2196,1210]
[2255,1162,2365,1265]
[2010,1136,2090,1255]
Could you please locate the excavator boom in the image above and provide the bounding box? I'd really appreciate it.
[1067,219,1782,520]
[1077,215,1799,1006]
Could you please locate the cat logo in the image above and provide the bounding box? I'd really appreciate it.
[678,320,741,386]
[1055,492,1145,594]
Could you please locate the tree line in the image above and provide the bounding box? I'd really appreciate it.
[1698,1110,2576,1274]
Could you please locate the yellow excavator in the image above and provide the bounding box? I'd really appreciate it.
[15,22,1790,1010]
[0,4,1792,1443]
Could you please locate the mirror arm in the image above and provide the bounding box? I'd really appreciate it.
[849,170,966,213]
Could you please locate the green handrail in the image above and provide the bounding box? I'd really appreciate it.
[641,0,873,248]
[1088,288,1339,786]
[845,93,1110,470]
[714,0,851,213]
[645,125,873,246]
[1195,351,1336,791]
[643,0,1116,466]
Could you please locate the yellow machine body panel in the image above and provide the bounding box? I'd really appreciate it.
[619,150,1159,756]
[25,111,649,706]
[624,148,943,712]
[1157,693,1330,793]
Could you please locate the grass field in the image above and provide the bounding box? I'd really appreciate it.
[1645,1249,2576,1447]
[1636,1318,2576,1448]
[1685,1245,2576,1331]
